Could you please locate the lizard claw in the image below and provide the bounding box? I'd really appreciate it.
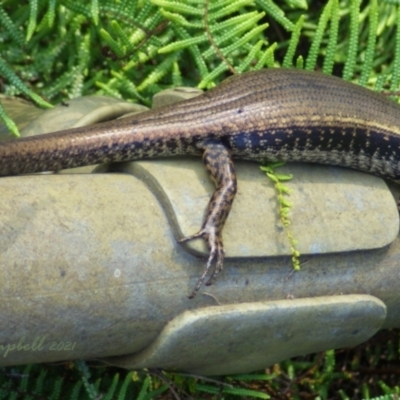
[179,227,224,298]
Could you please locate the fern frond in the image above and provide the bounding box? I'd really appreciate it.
[137,375,151,400]
[323,349,336,374]
[255,42,277,69]
[102,373,119,400]
[18,364,33,394]
[359,0,378,85]
[209,0,255,19]
[160,9,203,29]
[136,52,181,91]
[0,5,25,47]
[142,385,169,400]
[90,0,99,25]
[305,0,333,70]
[117,372,134,400]
[26,0,39,41]
[285,0,308,9]
[198,63,230,88]
[237,40,264,73]
[48,376,64,400]
[202,12,266,59]
[283,14,304,67]
[0,56,53,108]
[195,383,271,399]
[159,35,207,53]
[0,101,20,137]
[100,28,126,58]
[162,24,209,76]
[58,0,91,19]
[391,5,400,90]
[32,368,47,397]
[255,0,294,31]
[74,360,99,400]
[342,0,362,80]
[69,380,83,400]
[323,0,339,74]
[151,0,201,16]
[46,0,57,28]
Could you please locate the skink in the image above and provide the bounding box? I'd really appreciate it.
[1,68,400,297]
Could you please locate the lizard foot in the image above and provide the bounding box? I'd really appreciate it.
[179,228,224,298]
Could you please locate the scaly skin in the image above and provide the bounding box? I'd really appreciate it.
[1,68,400,296]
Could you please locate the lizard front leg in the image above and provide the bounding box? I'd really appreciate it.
[179,140,237,298]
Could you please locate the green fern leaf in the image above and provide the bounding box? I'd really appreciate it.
[0,5,25,47]
[26,0,38,41]
[343,0,362,80]
[102,373,119,400]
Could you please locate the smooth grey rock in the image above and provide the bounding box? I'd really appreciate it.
[0,169,398,370]
[20,96,148,137]
[152,87,203,109]
[108,159,399,256]
[105,295,386,375]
